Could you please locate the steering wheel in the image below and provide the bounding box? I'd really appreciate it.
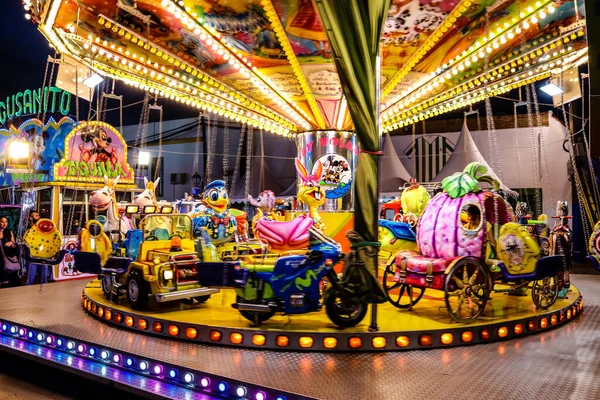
[145,235,158,241]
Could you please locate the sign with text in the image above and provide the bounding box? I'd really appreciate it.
[53,121,134,183]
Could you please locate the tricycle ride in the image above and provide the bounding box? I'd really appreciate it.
[382,163,570,323]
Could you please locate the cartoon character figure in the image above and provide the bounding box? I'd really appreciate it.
[248,190,276,214]
[192,180,237,244]
[296,158,326,231]
[79,126,117,164]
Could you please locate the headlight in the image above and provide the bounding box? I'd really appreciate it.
[163,270,174,280]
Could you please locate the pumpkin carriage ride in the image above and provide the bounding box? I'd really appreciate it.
[382,163,570,323]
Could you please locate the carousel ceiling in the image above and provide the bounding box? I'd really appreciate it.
[26,0,588,137]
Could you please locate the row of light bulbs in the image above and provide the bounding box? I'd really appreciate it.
[382,0,475,99]
[382,0,555,119]
[160,0,314,130]
[384,71,553,130]
[383,41,587,131]
[93,15,298,132]
[89,51,294,138]
[383,28,584,129]
[79,38,294,136]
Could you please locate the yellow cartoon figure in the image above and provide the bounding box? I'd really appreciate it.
[79,220,112,266]
[497,222,540,275]
[22,219,63,259]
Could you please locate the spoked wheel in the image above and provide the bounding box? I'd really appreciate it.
[444,257,490,323]
[382,262,425,309]
[324,287,368,328]
[531,275,559,309]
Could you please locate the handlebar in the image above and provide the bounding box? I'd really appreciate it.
[21,245,68,265]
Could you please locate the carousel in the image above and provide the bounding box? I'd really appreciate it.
[0,0,591,399]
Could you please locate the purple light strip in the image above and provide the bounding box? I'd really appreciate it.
[0,320,301,400]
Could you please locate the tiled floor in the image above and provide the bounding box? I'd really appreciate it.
[0,275,598,400]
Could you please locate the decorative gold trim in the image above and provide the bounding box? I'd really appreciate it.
[261,0,327,129]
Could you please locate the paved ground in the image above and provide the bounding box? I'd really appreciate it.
[0,273,598,399]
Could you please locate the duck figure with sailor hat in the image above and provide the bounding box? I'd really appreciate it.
[192,180,237,244]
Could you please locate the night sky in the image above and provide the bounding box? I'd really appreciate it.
[0,2,561,130]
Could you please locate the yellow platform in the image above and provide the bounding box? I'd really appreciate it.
[81,281,583,352]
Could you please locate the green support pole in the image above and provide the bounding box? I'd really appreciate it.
[315,0,391,330]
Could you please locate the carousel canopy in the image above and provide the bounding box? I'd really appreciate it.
[27,0,588,137]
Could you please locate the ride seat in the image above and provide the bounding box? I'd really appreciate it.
[151,228,170,241]
[394,250,460,289]
[124,229,143,259]
[73,252,130,275]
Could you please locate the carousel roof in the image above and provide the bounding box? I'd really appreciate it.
[27,0,588,137]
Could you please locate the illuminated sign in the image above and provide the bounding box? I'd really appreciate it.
[53,121,134,183]
[0,87,71,125]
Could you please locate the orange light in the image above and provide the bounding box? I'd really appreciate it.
[540,318,548,329]
[186,328,198,339]
[97,307,104,318]
[86,302,92,311]
[83,299,88,308]
[230,332,243,344]
[461,331,473,343]
[372,337,387,349]
[170,236,182,249]
[115,313,123,323]
[480,329,490,340]
[559,313,564,322]
[324,259,334,266]
[323,337,337,349]
[514,324,523,335]
[348,337,362,349]
[138,319,148,330]
[92,304,97,313]
[567,310,572,319]
[299,337,314,348]
[153,322,163,333]
[550,315,557,326]
[276,336,289,347]
[169,325,180,336]
[396,336,410,347]
[125,316,134,327]
[527,320,536,331]
[105,310,112,321]
[209,330,222,342]
[440,333,453,345]
[252,334,266,346]
[497,327,508,338]
[572,306,577,316]
[419,334,432,346]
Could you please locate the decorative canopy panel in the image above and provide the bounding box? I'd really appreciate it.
[28,0,587,136]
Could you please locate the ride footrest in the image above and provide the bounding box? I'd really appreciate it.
[196,262,248,288]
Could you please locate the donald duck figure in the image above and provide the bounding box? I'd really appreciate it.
[192,180,237,244]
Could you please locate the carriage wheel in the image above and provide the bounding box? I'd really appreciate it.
[532,275,559,309]
[444,258,490,323]
[382,261,425,309]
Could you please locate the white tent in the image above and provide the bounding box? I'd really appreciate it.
[381,133,413,194]
[433,121,517,196]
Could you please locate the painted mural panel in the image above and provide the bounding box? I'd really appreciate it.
[0,117,75,186]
